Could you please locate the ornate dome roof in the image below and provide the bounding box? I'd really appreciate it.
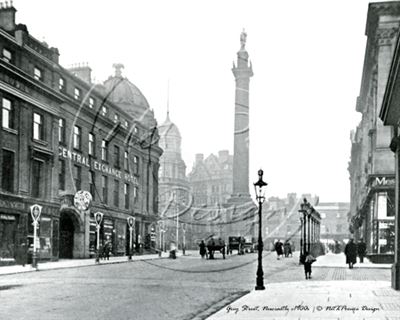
[103,63,150,110]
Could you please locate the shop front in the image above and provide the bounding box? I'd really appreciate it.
[0,195,60,266]
[354,175,395,263]
[0,212,19,265]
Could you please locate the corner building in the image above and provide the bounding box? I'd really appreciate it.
[0,4,162,263]
[348,2,400,263]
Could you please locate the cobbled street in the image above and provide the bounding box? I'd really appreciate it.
[0,252,389,320]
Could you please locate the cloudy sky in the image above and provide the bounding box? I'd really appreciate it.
[15,0,381,202]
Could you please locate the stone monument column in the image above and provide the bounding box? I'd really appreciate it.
[231,29,253,199]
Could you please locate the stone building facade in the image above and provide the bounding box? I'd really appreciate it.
[0,4,162,264]
[379,21,400,289]
[188,150,233,207]
[348,2,400,263]
[263,194,319,251]
[315,202,350,245]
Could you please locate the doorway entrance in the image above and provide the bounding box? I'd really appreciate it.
[59,213,74,259]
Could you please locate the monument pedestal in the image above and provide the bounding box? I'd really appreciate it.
[224,194,257,238]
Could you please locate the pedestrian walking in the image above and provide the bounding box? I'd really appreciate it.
[283,240,291,258]
[334,240,341,253]
[103,237,111,260]
[357,239,366,263]
[16,241,28,267]
[199,240,207,259]
[344,238,357,269]
[274,239,283,260]
[303,251,316,279]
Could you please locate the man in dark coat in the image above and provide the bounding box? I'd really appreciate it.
[284,241,292,258]
[199,240,207,259]
[344,238,357,269]
[275,239,284,260]
[16,242,28,267]
[103,238,111,260]
[357,239,367,263]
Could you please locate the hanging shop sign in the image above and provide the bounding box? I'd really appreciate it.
[74,190,92,211]
[94,212,103,226]
[30,204,42,221]
[127,216,135,228]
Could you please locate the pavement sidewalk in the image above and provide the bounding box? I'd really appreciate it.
[206,252,399,320]
[0,251,178,276]
[313,252,391,269]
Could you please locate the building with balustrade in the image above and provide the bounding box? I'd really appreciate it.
[0,3,162,265]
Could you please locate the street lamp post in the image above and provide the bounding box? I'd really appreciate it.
[298,199,309,264]
[182,223,186,255]
[127,216,135,260]
[30,204,42,269]
[163,228,167,252]
[94,212,103,263]
[298,211,304,264]
[307,211,311,253]
[158,221,164,256]
[254,169,268,291]
[175,193,179,251]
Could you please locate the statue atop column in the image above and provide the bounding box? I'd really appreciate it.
[113,63,124,77]
[240,29,247,50]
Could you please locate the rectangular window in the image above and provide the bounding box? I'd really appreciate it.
[124,183,130,209]
[114,180,119,207]
[377,193,387,219]
[123,119,128,128]
[102,175,108,204]
[34,67,42,81]
[114,145,120,168]
[114,114,119,123]
[2,48,12,63]
[133,156,139,174]
[387,189,395,217]
[101,106,108,116]
[32,160,43,198]
[59,77,65,92]
[74,165,81,190]
[74,87,81,100]
[33,113,43,140]
[59,159,65,190]
[73,126,81,150]
[124,151,129,171]
[2,97,14,129]
[88,133,95,156]
[101,140,108,161]
[89,171,95,201]
[134,186,138,203]
[58,118,66,144]
[89,97,95,109]
[1,149,14,192]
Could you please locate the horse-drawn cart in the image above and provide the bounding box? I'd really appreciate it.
[206,238,226,259]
